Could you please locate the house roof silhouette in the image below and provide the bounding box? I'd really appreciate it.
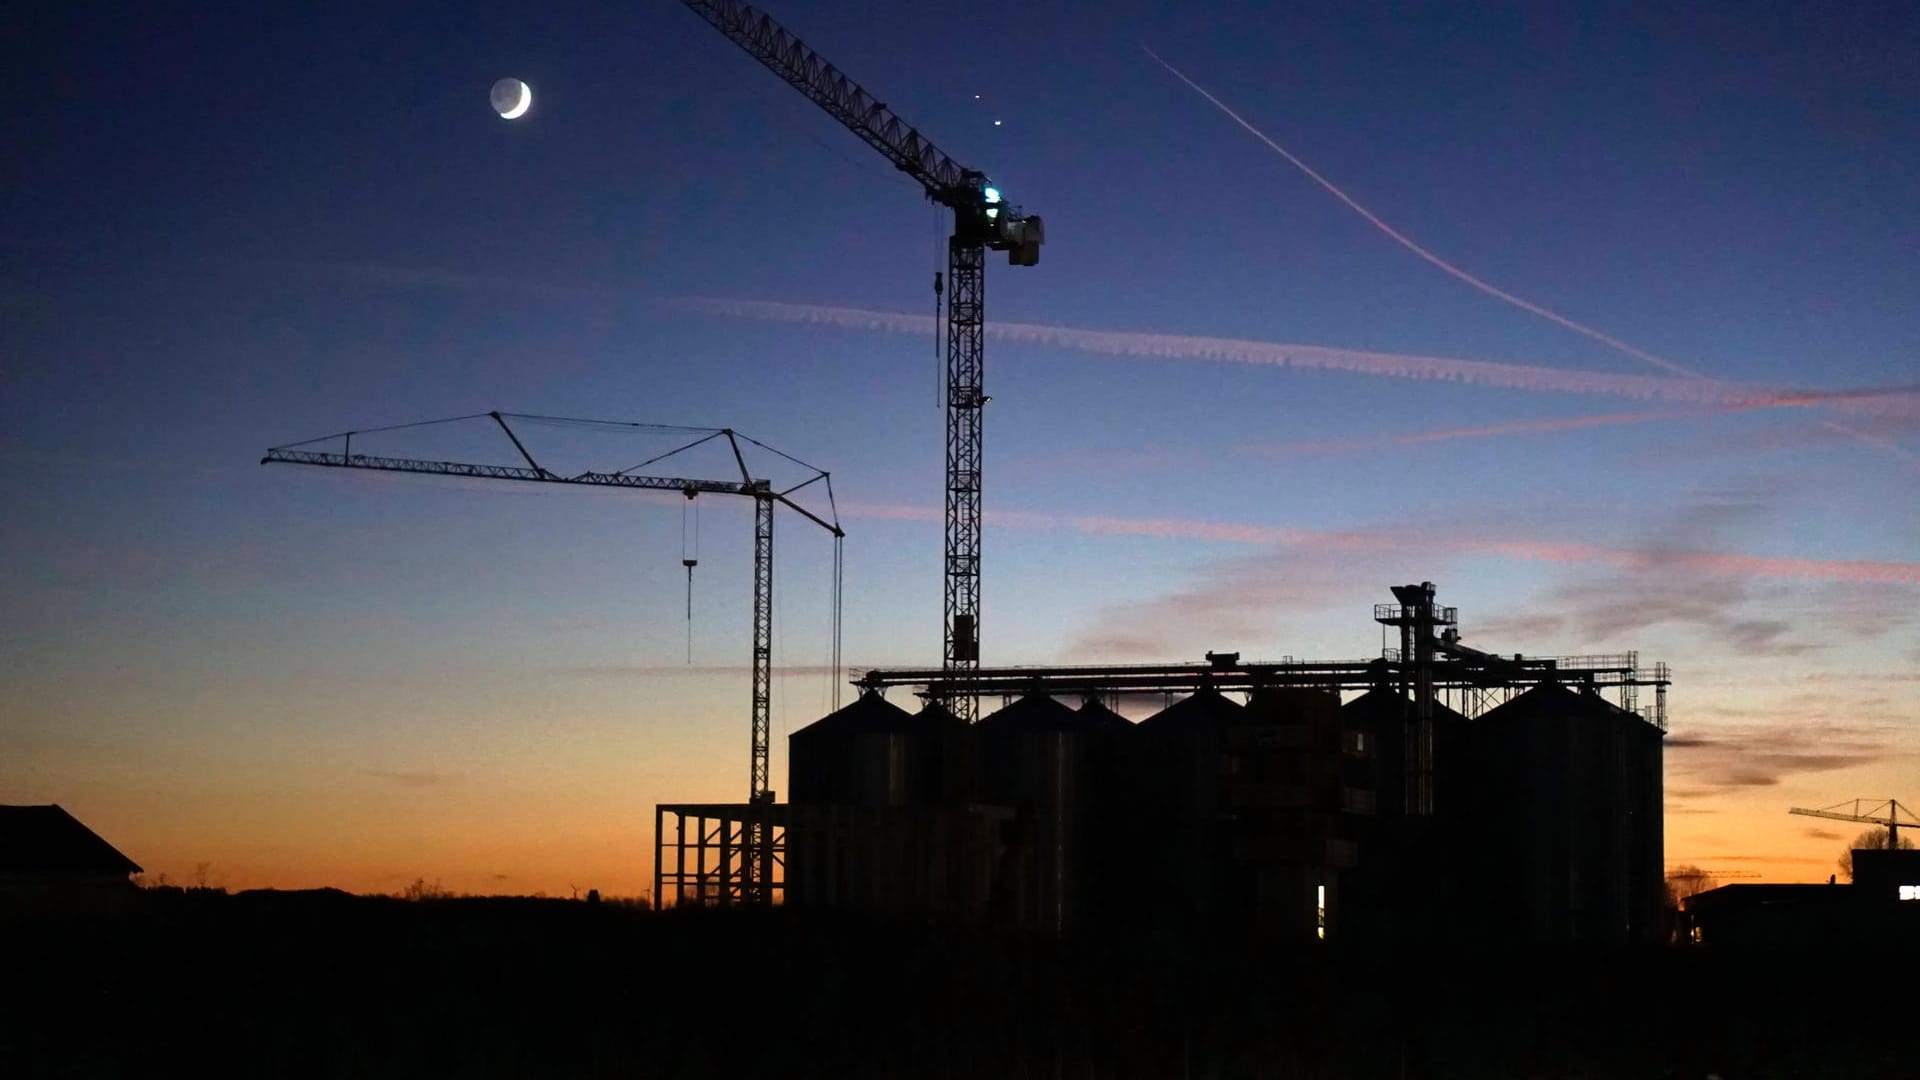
[0,804,143,876]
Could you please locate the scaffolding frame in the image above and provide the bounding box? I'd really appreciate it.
[654,802,788,908]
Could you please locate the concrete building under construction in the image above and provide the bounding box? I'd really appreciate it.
[658,582,1671,946]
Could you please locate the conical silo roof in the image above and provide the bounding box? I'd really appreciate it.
[1475,681,1627,726]
[791,689,914,740]
[977,693,1082,732]
[1075,698,1134,732]
[1342,686,1469,726]
[1245,684,1342,725]
[1137,688,1246,733]
[915,701,968,733]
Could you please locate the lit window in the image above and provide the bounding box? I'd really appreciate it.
[1900,885,1920,902]
[1316,883,1326,940]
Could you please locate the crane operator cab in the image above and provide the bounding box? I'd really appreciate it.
[980,185,1044,267]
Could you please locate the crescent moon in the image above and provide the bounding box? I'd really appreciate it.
[501,81,531,120]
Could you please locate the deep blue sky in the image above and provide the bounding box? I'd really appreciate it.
[5,1,1917,892]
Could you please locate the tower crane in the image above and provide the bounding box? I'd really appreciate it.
[679,1,1044,723]
[1790,799,1920,849]
[263,411,843,904]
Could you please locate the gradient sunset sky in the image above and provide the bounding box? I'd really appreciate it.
[6,0,1917,896]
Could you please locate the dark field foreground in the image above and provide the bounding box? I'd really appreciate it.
[3,890,1910,1079]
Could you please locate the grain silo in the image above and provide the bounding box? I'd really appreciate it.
[1339,685,1474,944]
[786,691,984,915]
[768,580,1673,947]
[971,694,1128,933]
[1130,687,1363,940]
[1464,681,1665,945]
[1128,690,1246,930]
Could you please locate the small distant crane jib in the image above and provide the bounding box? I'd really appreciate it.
[681,0,1044,723]
[1789,798,1919,849]
[263,412,844,905]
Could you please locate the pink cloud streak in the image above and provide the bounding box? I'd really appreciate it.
[840,501,1920,586]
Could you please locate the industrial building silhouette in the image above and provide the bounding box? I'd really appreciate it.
[658,582,1671,946]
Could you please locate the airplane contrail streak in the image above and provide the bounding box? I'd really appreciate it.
[669,297,1920,419]
[1139,46,1706,383]
[1139,46,1918,466]
[1262,388,1920,457]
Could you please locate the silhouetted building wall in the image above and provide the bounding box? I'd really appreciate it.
[1687,879,1920,948]
[0,804,143,911]
[1852,848,1920,902]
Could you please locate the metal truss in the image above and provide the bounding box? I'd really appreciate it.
[655,802,788,908]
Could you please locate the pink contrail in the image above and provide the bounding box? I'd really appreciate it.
[838,500,1920,586]
[671,297,1920,419]
[1258,388,1920,458]
[1023,393,1920,475]
[1140,47,1918,465]
[1257,409,1689,459]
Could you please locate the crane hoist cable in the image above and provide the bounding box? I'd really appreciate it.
[933,270,945,410]
[831,531,844,712]
[681,489,700,663]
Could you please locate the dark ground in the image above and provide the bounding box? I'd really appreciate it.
[3,890,1911,1079]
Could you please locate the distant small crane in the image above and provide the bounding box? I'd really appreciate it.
[1789,798,1920,848]
[263,411,843,904]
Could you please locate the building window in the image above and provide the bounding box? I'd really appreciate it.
[1316,883,1326,940]
[1900,885,1920,902]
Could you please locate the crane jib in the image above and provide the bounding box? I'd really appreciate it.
[680,0,1046,728]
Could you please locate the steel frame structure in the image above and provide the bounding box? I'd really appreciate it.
[854,582,1671,732]
[655,802,788,908]
[1375,585,1452,815]
[853,655,1670,724]
[681,1,1043,723]
[944,236,986,685]
[264,411,841,904]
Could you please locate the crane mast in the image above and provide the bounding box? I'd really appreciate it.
[264,412,843,904]
[681,1,1043,722]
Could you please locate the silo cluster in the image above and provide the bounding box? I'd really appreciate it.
[785,674,1665,944]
